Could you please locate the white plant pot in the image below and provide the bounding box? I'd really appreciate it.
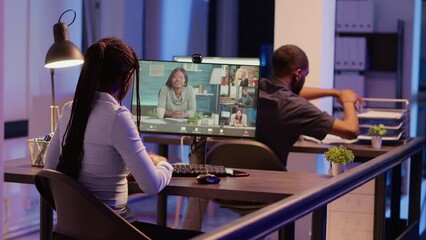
[331,162,345,176]
[371,136,382,149]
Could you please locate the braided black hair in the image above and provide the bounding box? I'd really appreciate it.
[56,37,140,179]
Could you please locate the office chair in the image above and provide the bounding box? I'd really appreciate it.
[206,139,293,240]
[206,139,284,215]
[34,169,151,240]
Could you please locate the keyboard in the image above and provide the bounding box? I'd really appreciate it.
[172,163,228,177]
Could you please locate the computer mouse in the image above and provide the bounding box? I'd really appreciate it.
[196,173,221,184]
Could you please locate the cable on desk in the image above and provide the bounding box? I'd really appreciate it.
[180,136,185,163]
[189,137,207,164]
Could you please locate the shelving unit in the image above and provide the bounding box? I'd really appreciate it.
[333,19,405,110]
[329,3,409,239]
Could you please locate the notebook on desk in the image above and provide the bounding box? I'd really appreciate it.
[302,134,359,144]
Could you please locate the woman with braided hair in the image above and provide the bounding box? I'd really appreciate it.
[44,37,202,239]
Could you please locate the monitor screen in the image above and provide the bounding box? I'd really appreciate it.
[131,60,260,138]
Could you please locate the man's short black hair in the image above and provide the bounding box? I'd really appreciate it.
[272,44,309,77]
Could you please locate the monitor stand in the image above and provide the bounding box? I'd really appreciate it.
[188,136,208,165]
[183,136,210,230]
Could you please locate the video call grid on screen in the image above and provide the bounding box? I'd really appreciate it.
[131,60,260,138]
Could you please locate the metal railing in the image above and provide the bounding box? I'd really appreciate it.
[192,137,425,240]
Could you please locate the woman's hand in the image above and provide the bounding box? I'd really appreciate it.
[234,120,242,127]
[149,153,168,166]
[170,111,187,119]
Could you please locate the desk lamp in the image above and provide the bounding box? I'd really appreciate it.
[44,9,84,133]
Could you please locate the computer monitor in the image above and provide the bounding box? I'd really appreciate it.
[131,60,260,138]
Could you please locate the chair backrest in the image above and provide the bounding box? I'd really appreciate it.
[34,169,150,240]
[206,139,284,171]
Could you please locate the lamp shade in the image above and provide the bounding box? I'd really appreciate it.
[45,22,83,69]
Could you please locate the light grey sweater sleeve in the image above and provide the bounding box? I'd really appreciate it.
[112,109,173,195]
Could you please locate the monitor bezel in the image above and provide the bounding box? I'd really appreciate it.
[173,56,260,66]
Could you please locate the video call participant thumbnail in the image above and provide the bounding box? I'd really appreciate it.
[157,67,196,119]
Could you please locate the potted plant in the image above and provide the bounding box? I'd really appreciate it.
[368,124,387,149]
[324,145,355,176]
[192,83,200,93]
[188,112,204,125]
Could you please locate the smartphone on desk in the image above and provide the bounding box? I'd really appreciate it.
[225,168,250,177]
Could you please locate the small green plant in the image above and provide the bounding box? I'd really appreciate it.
[324,145,354,165]
[368,124,387,136]
[188,112,204,125]
[147,109,156,117]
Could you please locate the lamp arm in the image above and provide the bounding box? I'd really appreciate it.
[50,68,56,107]
[58,9,77,26]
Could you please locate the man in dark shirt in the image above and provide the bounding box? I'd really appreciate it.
[256,44,364,169]
[236,89,253,108]
[183,45,364,230]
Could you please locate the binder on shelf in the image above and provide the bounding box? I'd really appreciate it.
[334,37,343,70]
[336,0,374,33]
[335,37,366,71]
[336,1,351,32]
[356,37,367,70]
[347,1,358,32]
[348,37,358,70]
[358,0,374,32]
[335,1,345,32]
[341,37,350,69]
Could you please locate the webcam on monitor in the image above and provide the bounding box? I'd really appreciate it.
[191,54,203,63]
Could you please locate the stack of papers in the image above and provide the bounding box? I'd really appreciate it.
[302,134,358,144]
[357,132,402,141]
[357,110,404,120]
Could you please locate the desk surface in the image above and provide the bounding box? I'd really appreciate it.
[4,158,42,184]
[142,134,395,158]
[5,158,331,204]
[136,169,331,203]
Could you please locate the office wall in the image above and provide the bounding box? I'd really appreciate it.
[144,0,209,60]
[2,0,83,237]
[3,0,83,160]
[215,0,239,57]
[274,0,336,115]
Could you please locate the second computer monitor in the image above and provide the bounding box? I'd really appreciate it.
[132,60,260,138]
